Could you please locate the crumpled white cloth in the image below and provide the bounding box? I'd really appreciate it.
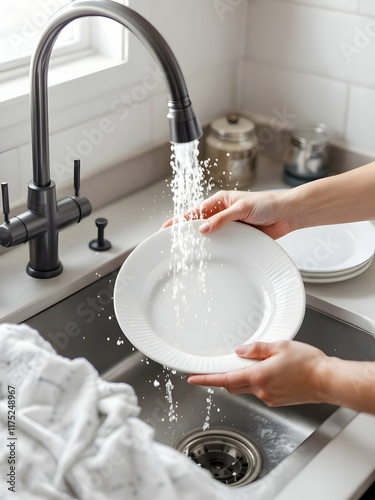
[0,323,232,500]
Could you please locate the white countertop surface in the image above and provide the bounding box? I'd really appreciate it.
[1,155,375,499]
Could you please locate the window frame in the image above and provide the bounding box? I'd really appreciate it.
[0,0,93,76]
[0,0,154,154]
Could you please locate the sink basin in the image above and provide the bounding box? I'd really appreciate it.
[25,265,375,498]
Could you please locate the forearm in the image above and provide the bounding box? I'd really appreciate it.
[286,162,375,230]
[318,357,375,414]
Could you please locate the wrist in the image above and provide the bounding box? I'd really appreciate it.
[278,188,306,232]
[312,355,340,405]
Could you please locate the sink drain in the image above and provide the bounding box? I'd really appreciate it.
[173,428,262,487]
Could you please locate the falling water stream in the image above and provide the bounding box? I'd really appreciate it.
[139,140,217,431]
[165,140,216,431]
[169,140,209,301]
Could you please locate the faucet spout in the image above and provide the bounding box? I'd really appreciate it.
[30,0,202,187]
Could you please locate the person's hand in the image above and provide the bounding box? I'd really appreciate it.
[188,341,330,407]
[161,189,299,239]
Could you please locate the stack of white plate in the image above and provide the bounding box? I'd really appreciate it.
[277,221,375,284]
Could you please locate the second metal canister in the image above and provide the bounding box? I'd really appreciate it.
[284,124,329,186]
[205,114,258,190]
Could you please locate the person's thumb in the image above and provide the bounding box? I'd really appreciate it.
[199,202,247,234]
[235,342,276,360]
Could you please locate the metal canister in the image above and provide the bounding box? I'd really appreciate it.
[284,124,329,186]
[205,114,258,190]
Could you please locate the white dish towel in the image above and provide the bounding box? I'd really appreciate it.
[0,323,231,500]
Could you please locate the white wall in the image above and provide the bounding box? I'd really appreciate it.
[0,0,246,204]
[241,0,375,156]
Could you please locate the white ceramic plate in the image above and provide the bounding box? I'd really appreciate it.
[297,252,374,276]
[114,221,305,374]
[301,256,374,284]
[300,261,371,277]
[277,222,375,273]
[300,256,373,279]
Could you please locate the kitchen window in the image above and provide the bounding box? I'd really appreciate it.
[0,0,91,74]
[0,0,128,80]
[0,0,150,164]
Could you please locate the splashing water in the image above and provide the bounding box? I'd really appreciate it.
[157,142,213,426]
[165,373,178,423]
[202,387,214,431]
[170,140,204,227]
[170,140,209,299]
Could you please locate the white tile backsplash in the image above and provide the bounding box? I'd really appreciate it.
[359,0,375,16]
[0,121,31,152]
[277,0,359,14]
[146,0,247,80]
[18,101,152,198]
[246,0,375,88]
[52,102,152,173]
[241,61,348,140]
[188,63,238,125]
[243,0,375,157]
[346,85,375,153]
[0,150,21,203]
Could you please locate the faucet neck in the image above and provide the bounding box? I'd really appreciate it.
[30,0,191,187]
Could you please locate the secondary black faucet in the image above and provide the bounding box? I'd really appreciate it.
[0,0,202,279]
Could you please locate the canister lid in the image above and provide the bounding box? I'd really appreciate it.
[291,124,329,147]
[210,114,256,141]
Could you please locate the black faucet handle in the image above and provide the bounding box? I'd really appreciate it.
[1,182,10,224]
[74,159,80,196]
[89,218,112,251]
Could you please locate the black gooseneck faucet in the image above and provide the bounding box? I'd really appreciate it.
[0,0,202,278]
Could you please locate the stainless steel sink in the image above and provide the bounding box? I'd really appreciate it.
[25,266,375,499]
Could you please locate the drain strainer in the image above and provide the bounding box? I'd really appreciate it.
[173,427,262,487]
